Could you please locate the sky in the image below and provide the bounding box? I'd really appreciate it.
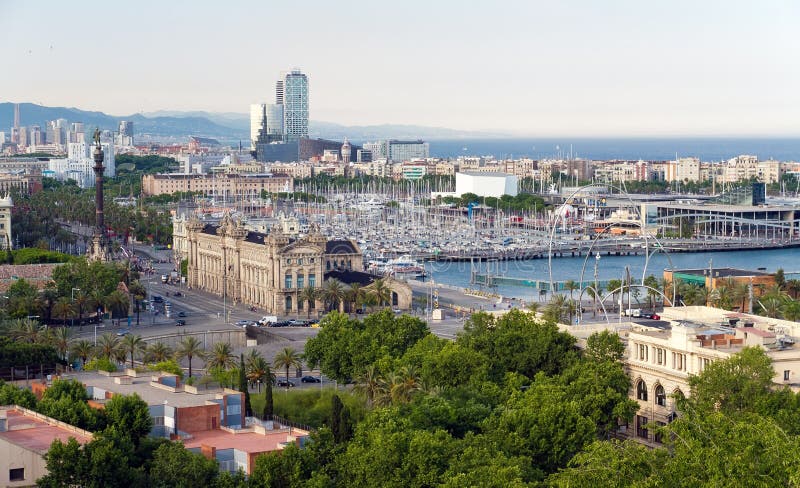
[1,0,799,137]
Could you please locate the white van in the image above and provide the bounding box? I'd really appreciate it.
[259,315,278,326]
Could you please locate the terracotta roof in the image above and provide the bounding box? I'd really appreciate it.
[0,408,92,454]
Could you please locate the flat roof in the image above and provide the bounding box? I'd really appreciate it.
[69,372,227,408]
[459,171,514,178]
[0,408,92,454]
[673,267,772,278]
[657,202,795,212]
[183,427,306,454]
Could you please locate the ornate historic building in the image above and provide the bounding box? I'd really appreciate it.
[180,213,410,315]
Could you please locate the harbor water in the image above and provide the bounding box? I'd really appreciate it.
[425,247,800,301]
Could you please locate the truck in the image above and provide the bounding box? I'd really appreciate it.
[161,274,168,283]
[258,315,278,326]
[623,309,642,318]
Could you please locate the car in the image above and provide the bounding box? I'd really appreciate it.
[152,295,164,303]
[173,292,183,297]
[116,330,130,336]
[640,313,661,320]
[289,319,310,327]
[177,311,187,317]
[175,319,186,326]
[301,376,321,383]
[235,320,251,327]
[275,379,295,387]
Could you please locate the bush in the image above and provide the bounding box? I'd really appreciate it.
[150,360,183,378]
[250,387,365,428]
[0,337,61,368]
[84,357,117,373]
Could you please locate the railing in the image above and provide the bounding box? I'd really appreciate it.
[250,414,313,433]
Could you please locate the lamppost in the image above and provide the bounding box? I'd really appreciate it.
[94,307,104,345]
[71,288,80,329]
[593,253,600,318]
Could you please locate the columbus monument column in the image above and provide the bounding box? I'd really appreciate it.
[87,128,108,261]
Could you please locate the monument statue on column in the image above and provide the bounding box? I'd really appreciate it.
[87,128,108,261]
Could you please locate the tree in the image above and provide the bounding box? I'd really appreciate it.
[8,317,46,343]
[145,342,172,363]
[74,290,90,328]
[104,393,153,445]
[96,333,121,360]
[48,326,72,361]
[347,282,368,314]
[206,342,236,371]
[563,280,578,301]
[273,347,302,390]
[128,281,147,326]
[263,366,274,418]
[786,279,800,300]
[246,356,272,391]
[329,394,353,443]
[370,279,392,309]
[354,364,386,407]
[120,334,146,369]
[585,330,625,362]
[775,268,786,289]
[606,279,622,311]
[105,290,129,326]
[52,297,75,326]
[388,365,421,404]
[685,346,774,415]
[643,274,660,309]
[298,285,319,318]
[71,339,94,367]
[238,354,252,417]
[322,279,346,312]
[175,336,204,378]
[148,442,220,488]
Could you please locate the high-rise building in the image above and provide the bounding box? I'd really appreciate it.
[0,132,6,144]
[250,103,266,149]
[275,80,284,105]
[18,127,28,147]
[266,104,284,140]
[30,126,42,146]
[282,70,308,141]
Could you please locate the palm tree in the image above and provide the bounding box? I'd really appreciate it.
[272,347,302,390]
[347,283,367,314]
[786,279,800,300]
[760,297,783,318]
[729,281,749,312]
[74,291,89,328]
[48,326,72,360]
[606,279,622,311]
[544,294,568,323]
[322,279,345,312]
[96,333,122,360]
[563,280,578,301]
[244,349,264,369]
[298,286,319,318]
[175,336,205,378]
[8,318,46,343]
[354,365,386,407]
[105,290,129,326]
[37,287,59,323]
[370,279,392,309]
[70,339,94,367]
[120,334,146,369]
[388,365,421,404]
[128,281,147,326]
[246,357,273,392]
[206,342,237,371]
[643,275,659,309]
[782,300,800,321]
[145,342,173,363]
[696,286,712,307]
[52,297,74,326]
[526,301,540,315]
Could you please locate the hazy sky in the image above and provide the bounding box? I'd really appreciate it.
[1,0,798,136]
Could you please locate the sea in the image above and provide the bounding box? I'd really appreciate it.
[426,137,800,162]
[425,248,800,301]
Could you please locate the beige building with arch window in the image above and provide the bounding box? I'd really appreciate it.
[179,213,412,315]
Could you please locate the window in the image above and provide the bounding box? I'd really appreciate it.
[285,296,292,311]
[654,421,666,443]
[785,370,791,381]
[284,274,292,289]
[309,274,316,287]
[297,274,304,289]
[636,380,648,401]
[636,415,648,439]
[9,468,24,482]
[297,258,303,265]
[286,259,292,265]
[638,344,648,361]
[656,348,665,365]
[655,385,666,406]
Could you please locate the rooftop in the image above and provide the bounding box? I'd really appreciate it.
[68,372,233,408]
[183,426,307,454]
[0,407,92,454]
[673,267,772,278]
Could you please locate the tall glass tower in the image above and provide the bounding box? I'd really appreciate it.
[282,70,308,141]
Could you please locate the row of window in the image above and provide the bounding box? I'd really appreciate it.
[285,274,316,289]
[634,343,688,371]
[635,379,683,408]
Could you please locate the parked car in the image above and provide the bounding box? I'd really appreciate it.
[235,320,251,327]
[289,319,310,327]
[177,311,187,317]
[173,292,183,297]
[276,379,295,387]
[301,376,321,383]
[640,313,661,320]
[116,329,130,336]
[152,295,164,303]
[175,319,186,326]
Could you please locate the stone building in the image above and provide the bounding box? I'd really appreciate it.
[180,213,410,315]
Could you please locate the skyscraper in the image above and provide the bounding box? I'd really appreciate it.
[275,80,284,105]
[266,104,284,140]
[282,70,308,141]
[250,103,266,149]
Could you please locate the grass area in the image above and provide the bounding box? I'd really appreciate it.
[250,387,366,428]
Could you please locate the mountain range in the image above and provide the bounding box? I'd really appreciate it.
[0,103,502,143]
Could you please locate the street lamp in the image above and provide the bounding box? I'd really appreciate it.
[593,253,600,318]
[71,288,80,329]
[94,307,104,345]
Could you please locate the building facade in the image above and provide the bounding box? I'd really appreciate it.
[182,214,364,315]
[0,194,11,249]
[283,70,308,141]
[141,173,293,197]
[250,104,266,149]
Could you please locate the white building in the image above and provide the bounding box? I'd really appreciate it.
[250,103,266,149]
[0,194,12,249]
[47,142,115,188]
[456,172,517,197]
